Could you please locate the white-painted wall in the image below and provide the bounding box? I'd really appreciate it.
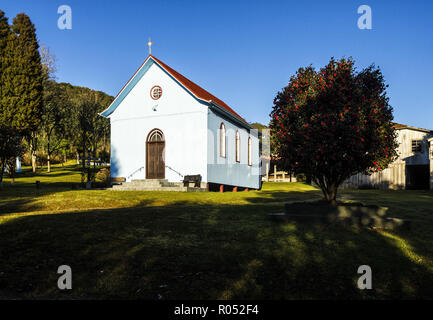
[207,109,261,189]
[342,128,433,189]
[395,129,431,165]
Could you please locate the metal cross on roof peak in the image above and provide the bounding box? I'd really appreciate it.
[147,37,153,55]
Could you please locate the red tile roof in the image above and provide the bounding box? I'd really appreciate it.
[102,55,247,124]
[150,55,246,122]
[392,123,406,129]
[392,122,432,133]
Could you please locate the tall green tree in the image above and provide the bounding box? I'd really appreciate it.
[1,13,43,133]
[7,13,43,172]
[41,80,69,172]
[270,57,398,204]
[0,10,9,47]
[75,91,95,183]
[0,10,11,121]
[63,84,111,163]
[65,87,111,183]
[89,91,111,168]
[39,45,69,172]
[0,11,23,186]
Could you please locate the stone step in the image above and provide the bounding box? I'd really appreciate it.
[130,179,167,184]
[160,182,182,186]
[131,180,183,186]
[131,179,181,184]
[132,179,168,182]
[111,179,206,192]
[128,183,183,188]
[111,185,207,192]
[111,186,189,192]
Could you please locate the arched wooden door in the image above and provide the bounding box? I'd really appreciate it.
[146,129,165,179]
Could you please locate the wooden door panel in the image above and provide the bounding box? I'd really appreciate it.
[157,142,165,178]
[147,141,165,179]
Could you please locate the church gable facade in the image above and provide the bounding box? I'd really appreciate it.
[100,55,260,190]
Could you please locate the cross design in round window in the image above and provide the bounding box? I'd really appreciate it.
[150,85,162,100]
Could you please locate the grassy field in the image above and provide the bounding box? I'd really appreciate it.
[1,163,433,299]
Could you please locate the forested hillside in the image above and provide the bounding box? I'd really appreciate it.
[0,9,113,186]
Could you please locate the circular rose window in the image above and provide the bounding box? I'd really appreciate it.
[150,85,162,100]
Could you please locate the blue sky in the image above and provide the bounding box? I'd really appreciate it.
[2,0,433,128]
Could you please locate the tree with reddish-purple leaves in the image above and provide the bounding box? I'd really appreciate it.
[270,57,398,204]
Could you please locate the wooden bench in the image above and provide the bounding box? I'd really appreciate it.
[183,174,201,188]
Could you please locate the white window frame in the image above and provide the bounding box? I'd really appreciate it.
[248,137,252,166]
[220,123,226,158]
[235,131,240,163]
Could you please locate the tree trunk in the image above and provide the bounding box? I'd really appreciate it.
[31,152,37,173]
[47,141,51,172]
[87,148,91,183]
[47,153,51,173]
[324,183,338,206]
[26,133,38,174]
[30,136,37,174]
[82,133,87,184]
[0,163,4,189]
[7,160,16,184]
[82,148,86,180]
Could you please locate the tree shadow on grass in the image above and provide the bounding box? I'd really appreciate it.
[1,163,87,215]
[245,190,322,204]
[25,171,81,178]
[0,184,79,216]
[339,188,433,267]
[0,181,321,217]
[0,202,432,299]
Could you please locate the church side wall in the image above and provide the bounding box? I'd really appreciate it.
[109,62,208,182]
[207,110,261,189]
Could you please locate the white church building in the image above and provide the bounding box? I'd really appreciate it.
[100,55,261,191]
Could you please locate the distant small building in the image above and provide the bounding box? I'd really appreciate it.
[342,123,433,190]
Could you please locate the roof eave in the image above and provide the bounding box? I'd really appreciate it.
[209,100,252,129]
[99,55,154,118]
[394,126,433,134]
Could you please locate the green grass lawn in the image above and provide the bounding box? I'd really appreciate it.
[1,163,433,299]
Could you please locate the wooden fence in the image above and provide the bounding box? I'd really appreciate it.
[341,162,406,190]
[262,163,297,182]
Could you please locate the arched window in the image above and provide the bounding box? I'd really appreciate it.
[235,131,240,162]
[219,123,226,158]
[248,137,252,166]
[148,130,164,142]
